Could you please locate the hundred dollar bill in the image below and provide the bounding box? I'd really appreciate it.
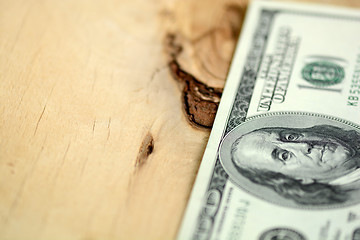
[177,1,360,240]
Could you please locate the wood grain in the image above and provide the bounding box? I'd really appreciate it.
[0,0,359,239]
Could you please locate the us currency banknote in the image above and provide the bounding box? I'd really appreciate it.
[177,1,360,239]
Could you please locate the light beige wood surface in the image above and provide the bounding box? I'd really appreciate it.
[1,0,359,239]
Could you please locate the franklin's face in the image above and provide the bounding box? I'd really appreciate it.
[232,127,356,182]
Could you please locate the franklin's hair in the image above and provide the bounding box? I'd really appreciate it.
[231,132,351,206]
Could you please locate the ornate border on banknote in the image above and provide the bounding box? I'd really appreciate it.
[192,9,276,240]
[191,8,360,240]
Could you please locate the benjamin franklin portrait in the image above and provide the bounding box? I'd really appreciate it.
[220,112,360,208]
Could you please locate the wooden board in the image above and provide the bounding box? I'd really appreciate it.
[0,0,359,239]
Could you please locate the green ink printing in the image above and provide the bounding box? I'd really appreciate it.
[302,61,344,86]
